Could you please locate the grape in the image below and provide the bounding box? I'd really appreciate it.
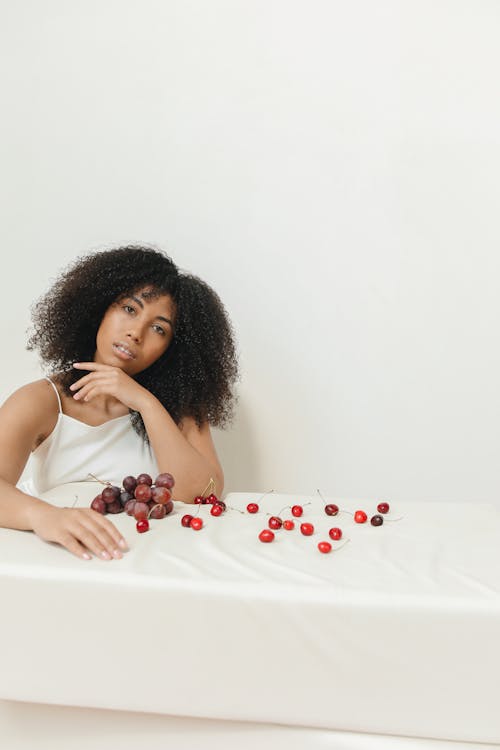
[124,499,136,516]
[90,495,106,514]
[120,490,132,507]
[137,473,153,487]
[134,484,152,501]
[133,501,149,521]
[149,503,167,519]
[155,473,175,489]
[163,500,174,515]
[123,475,137,493]
[107,499,123,514]
[151,486,171,504]
[102,485,121,504]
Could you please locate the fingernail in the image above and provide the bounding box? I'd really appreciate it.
[118,539,128,550]
[112,549,122,559]
[100,550,112,560]
[82,552,91,560]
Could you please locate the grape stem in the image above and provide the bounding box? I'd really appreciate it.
[87,473,111,486]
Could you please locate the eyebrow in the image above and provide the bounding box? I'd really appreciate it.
[128,295,175,329]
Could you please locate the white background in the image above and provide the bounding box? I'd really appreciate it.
[1,1,499,504]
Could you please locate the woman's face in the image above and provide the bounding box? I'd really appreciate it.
[95,288,176,375]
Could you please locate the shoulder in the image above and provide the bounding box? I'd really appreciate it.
[0,378,60,448]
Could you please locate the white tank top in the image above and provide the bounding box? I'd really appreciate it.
[29,378,159,493]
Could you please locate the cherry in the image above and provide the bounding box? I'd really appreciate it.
[211,504,223,517]
[377,502,390,514]
[194,496,203,504]
[90,495,106,514]
[318,541,332,554]
[325,504,339,516]
[136,519,149,533]
[300,522,314,536]
[190,517,203,531]
[247,503,259,514]
[329,527,342,540]
[371,515,384,526]
[354,510,368,524]
[136,473,153,487]
[291,505,303,517]
[207,493,218,504]
[268,516,282,530]
[259,529,275,543]
[181,514,193,527]
[134,484,152,502]
[216,500,226,511]
[283,519,295,530]
[155,472,175,489]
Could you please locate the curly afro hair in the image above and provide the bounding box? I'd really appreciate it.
[26,245,239,442]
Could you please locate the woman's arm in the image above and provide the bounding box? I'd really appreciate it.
[140,395,224,502]
[71,363,225,503]
[0,382,128,559]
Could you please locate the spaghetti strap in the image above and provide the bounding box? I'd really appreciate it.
[45,376,63,414]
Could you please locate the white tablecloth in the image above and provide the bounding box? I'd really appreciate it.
[1,484,499,746]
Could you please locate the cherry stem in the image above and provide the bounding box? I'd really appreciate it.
[257,489,274,503]
[228,506,245,515]
[334,539,351,552]
[384,516,404,522]
[200,476,217,498]
[87,472,111,486]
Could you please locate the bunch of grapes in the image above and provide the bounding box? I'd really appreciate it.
[90,472,175,528]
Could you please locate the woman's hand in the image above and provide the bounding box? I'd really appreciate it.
[29,504,129,560]
[71,363,154,413]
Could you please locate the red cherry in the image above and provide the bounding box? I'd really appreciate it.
[291,505,303,517]
[216,500,226,511]
[181,514,193,527]
[259,529,275,543]
[329,527,342,540]
[283,519,295,530]
[377,502,390,514]
[300,522,314,536]
[371,515,384,526]
[268,516,282,530]
[136,519,149,533]
[194,496,203,504]
[190,517,203,531]
[207,493,218,504]
[318,541,332,554]
[325,504,339,516]
[354,510,368,524]
[211,504,223,517]
[247,503,259,514]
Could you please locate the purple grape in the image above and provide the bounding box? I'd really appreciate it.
[122,476,137,493]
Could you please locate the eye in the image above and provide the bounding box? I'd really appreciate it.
[123,304,136,314]
[152,324,166,336]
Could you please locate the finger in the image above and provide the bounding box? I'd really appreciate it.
[84,511,129,552]
[73,362,112,372]
[58,532,93,560]
[72,523,122,560]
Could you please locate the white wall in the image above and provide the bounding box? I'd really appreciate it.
[1,1,499,504]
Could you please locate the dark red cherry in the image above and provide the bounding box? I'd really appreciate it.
[268,516,282,530]
[371,515,384,526]
[377,502,390,514]
[325,504,339,516]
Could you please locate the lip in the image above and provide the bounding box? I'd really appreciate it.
[112,343,136,360]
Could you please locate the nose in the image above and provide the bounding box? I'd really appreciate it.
[126,327,142,344]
